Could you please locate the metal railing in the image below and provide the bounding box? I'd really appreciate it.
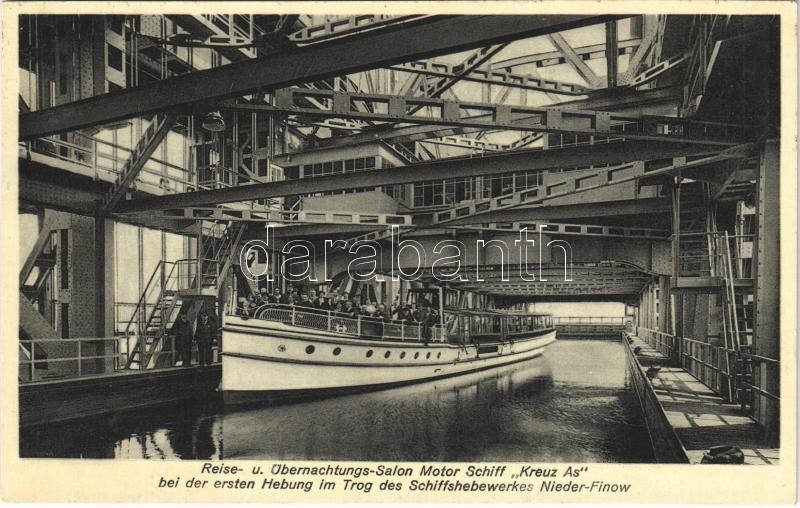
[19,336,219,383]
[21,133,276,211]
[740,352,780,402]
[246,304,446,343]
[634,327,779,410]
[636,327,678,360]
[19,337,128,382]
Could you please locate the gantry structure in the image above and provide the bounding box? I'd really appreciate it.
[18,14,779,436]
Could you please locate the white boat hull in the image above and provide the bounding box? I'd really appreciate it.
[221,315,556,403]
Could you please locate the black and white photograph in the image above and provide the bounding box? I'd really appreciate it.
[3,3,795,503]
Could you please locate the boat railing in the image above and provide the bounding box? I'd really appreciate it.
[244,304,446,343]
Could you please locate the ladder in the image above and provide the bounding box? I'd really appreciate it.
[675,181,714,277]
[718,228,756,404]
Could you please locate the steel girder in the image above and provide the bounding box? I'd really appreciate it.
[21,15,618,140]
[448,221,667,239]
[489,38,641,70]
[432,152,739,226]
[547,33,603,88]
[391,57,589,95]
[231,88,751,146]
[438,198,673,226]
[302,86,682,152]
[115,140,724,212]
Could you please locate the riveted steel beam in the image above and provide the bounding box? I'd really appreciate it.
[115,140,724,212]
[232,88,751,145]
[22,15,617,140]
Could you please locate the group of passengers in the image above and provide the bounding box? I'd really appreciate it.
[237,286,440,334]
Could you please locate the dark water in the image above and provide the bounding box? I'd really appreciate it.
[21,340,654,462]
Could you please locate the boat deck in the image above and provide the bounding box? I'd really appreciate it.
[629,335,779,465]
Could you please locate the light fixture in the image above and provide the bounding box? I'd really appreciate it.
[202,110,226,132]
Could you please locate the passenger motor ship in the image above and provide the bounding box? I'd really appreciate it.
[221,302,557,404]
[222,294,556,403]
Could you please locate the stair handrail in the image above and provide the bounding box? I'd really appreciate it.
[125,260,183,370]
[141,261,182,335]
[215,224,247,295]
[123,260,165,339]
[123,260,178,339]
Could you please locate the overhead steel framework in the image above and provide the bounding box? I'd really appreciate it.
[301,85,684,151]
[227,87,752,145]
[115,139,726,212]
[20,15,619,140]
[391,57,590,95]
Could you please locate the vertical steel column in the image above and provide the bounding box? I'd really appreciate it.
[753,139,780,441]
[658,276,671,334]
[605,20,618,88]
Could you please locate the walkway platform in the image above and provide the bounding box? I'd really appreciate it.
[19,364,221,428]
[628,335,779,465]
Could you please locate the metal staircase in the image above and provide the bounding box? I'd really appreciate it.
[198,221,248,294]
[103,111,177,212]
[124,221,246,369]
[124,260,189,369]
[381,140,420,164]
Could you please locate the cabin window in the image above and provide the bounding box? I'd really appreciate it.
[305,345,315,354]
[426,352,431,359]
[437,352,442,359]
[414,352,419,359]
[366,350,373,358]
[384,351,391,359]
[400,352,406,359]
[332,347,341,356]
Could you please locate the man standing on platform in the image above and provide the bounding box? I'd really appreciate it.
[195,312,216,367]
[171,311,193,367]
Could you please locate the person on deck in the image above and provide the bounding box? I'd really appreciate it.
[424,309,440,343]
[195,312,216,367]
[269,287,282,304]
[171,311,194,367]
[399,305,414,323]
[314,291,328,310]
[342,300,357,317]
[298,292,314,309]
[246,294,258,315]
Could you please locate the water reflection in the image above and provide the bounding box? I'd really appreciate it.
[20,340,654,462]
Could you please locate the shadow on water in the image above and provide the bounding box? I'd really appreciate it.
[20,340,655,462]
